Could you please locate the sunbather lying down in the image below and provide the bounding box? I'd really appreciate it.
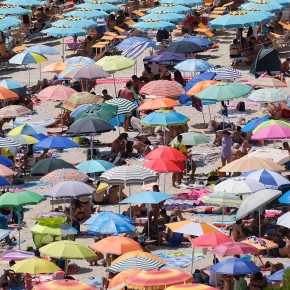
[175,207,236,215]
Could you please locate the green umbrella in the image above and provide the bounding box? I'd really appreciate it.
[0,191,46,249]
[170,132,210,146]
[196,82,253,101]
[75,103,118,121]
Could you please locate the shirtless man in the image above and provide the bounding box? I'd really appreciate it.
[111,136,126,155]
[225,220,245,241]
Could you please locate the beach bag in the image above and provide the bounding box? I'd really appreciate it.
[236,101,245,111]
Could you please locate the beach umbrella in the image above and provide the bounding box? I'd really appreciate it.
[197,82,252,101]
[199,191,242,207]
[0,105,31,119]
[240,1,284,13]
[120,190,173,204]
[106,99,137,115]
[192,232,233,248]
[30,223,78,236]
[174,59,213,72]
[10,258,61,274]
[170,132,210,147]
[165,285,218,290]
[213,177,265,195]
[31,159,75,176]
[90,236,141,255]
[0,79,25,96]
[207,66,241,80]
[186,80,218,96]
[0,155,13,168]
[0,191,46,249]
[219,156,285,173]
[0,229,11,241]
[76,159,115,174]
[8,124,47,136]
[241,117,269,132]
[41,169,88,184]
[0,176,10,186]
[209,9,274,29]
[277,212,290,229]
[63,65,110,80]
[35,280,96,290]
[34,136,79,149]
[267,265,290,282]
[241,236,278,250]
[2,0,43,6]
[253,120,290,133]
[166,41,203,54]
[31,133,47,141]
[0,137,20,148]
[41,26,87,60]
[75,103,117,121]
[41,62,67,73]
[171,221,221,236]
[145,146,187,162]
[140,12,185,23]
[175,36,213,48]
[236,189,282,220]
[52,17,97,29]
[251,125,290,141]
[24,44,59,55]
[141,110,189,126]
[0,5,30,15]
[84,212,132,226]
[211,242,259,256]
[130,20,176,31]
[121,41,154,60]
[108,251,166,273]
[279,189,290,204]
[87,212,136,235]
[161,0,203,5]
[75,2,120,12]
[108,269,142,290]
[138,98,179,111]
[37,85,77,101]
[125,269,194,289]
[64,8,108,19]
[150,52,187,64]
[0,249,35,261]
[248,88,288,103]
[140,80,184,99]
[117,37,156,51]
[96,56,135,96]
[8,134,39,145]
[149,4,192,14]
[0,164,15,176]
[211,258,260,275]
[247,149,290,165]
[62,92,103,112]
[65,56,95,66]
[0,15,21,30]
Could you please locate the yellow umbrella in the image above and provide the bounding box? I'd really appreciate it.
[97,182,109,193]
[8,134,39,145]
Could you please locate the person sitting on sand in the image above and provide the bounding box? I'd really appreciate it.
[225,220,245,241]
[30,78,49,94]
[243,212,268,237]
[111,135,126,156]
[249,272,267,290]
[231,143,242,161]
[231,126,243,144]
[108,185,127,204]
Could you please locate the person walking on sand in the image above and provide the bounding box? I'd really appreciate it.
[221,129,232,166]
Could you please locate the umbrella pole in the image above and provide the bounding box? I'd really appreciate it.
[208,104,212,120]
[90,134,93,160]
[164,173,166,193]
[64,258,68,276]
[190,247,195,274]
[113,73,117,97]
[39,63,42,81]
[147,204,150,239]
[202,111,206,125]
[222,205,224,232]
[258,207,261,237]
[129,186,132,218]
[28,64,31,88]
[17,207,21,250]
[62,36,65,61]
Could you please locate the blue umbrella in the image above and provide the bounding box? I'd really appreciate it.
[279,191,290,205]
[240,2,284,13]
[117,37,156,51]
[149,4,192,14]
[0,15,21,30]
[52,18,97,29]
[76,160,115,174]
[2,0,43,6]
[141,110,189,126]
[140,12,185,23]
[0,6,31,15]
[65,56,95,66]
[130,20,175,31]
[174,59,214,72]
[34,136,79,149]
[267,265,290,282]
[211,258,260,275]
[75,2,120,12]
[176,36,214,48]
[84,212,132,226]
[0,155,13,168]
[243,170,289,189]
[161,0,203,5]
[0,229,11,241]
[0,79,25,90]
[0,176,10,186]
[150,52,187,64]
[31,133,47,141]
[241,117,269,132]
[64,8,108,19]
[24,44,59,55]
[120,191,172,204]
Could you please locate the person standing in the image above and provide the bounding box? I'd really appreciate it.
[221,129,232,166]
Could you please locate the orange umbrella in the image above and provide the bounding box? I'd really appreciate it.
[0,87,19,101]
[138,98,179,111]
[0,164,15,177]
[108,269,142,290]
[186,80,218,96]
[241,237,277,250]
[165,220,191,231]
[165,284,218,290]
[34,279,96,290]
[90,236,141,255]
[42,62,67,73]
[12,45,27,53]
[125,269,194,289]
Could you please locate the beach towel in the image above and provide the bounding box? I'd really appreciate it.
[86,277,102,289]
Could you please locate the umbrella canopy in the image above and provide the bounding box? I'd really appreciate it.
[100,165,158,186]
[247,149,290,165]
[199,192,242,207]
[117,37,156,51]
[130,20,176,31]
[138,98,179,111]
[141,110,189,126]
[96,56,135,73]
[10,258,61,274]
[75,2,119,11]
[109,269,142,290]
[146,146,187,162]
[279,190,290,205]
[149,4,192,14]
[175,36,214,48]
[0,164,15,176]
[63,65,110,80]
[252,125,290,140]
[191,232,233,248]
[211,258,260,275]
[76,103,117,121]
[0,105,31,118]
[52,17,97,29]
[108,251,166,273]
[253,120,290,133]
[241,236,278,250]
[43,181,94,198]
[144,159,184,173]
[120,191,173,204]
[37,85,77,101]
[0,87,19,101]
[30,223,78,236]
[0,15,21,30]
[0,190,45,207]
[0,176,10,186]
[65,8,108,19]
[0,79,25,89]
[0,155,13,168]
[65,56,95,66]
[2,0,42,5]
[62,92,103,112]
[174,59,213,72]
[121,42,154,59]
[236,189,282,220]
[186,80,218,96]
[170,132,210,146]
[105,99,137,115]
[140,12,185,23]
[165,285,218,290]
[277,212,290,229]
[140,80,184,99]
[207,67,241,80]
[161,0,203,5]
[211,241,259,256]
[166,41,203,54]
[8,134,38,145]
[150,52,187,64]
[42,62,67,73]
[67,117,114,135]
[197,82,252,101]
[24,44,59,55]
[42,26,87,37]
[241,117,269,132]
[0,5,30,15]
[241,1,284,13]
[171,221,221,236]
[267,265,290,282]
[35,136,79,149]
[31,159,75,176]
[8,123,47,136]
[90,236,141,255]
[213,177,265,195]
[0,249,34,261]
[76,160,115,174]
[35,280,96,290]
[84,212,132,226]
[41,169,89,185]
[219,156,285,173]
[9,52,47,65]
[248,88,288,103]
[125,269,194,289]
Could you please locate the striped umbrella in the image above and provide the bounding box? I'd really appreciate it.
[100,165,157,186]
[199,191,242,207]
[105,99,137,115]
[207,66,242,80]
[248,88,288,103]
[0,137,20,148]
[108,251,166,273]
[0,164,15,176]
[37,85,77,101]
[40,169,88,184]
[117,37,156,51]
[121,41,151,59]
[0,105,31,118]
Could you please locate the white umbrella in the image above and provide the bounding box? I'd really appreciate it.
[277,212,290,229]
[248,149,290,165]
[173,221,221,236]
[214,177,265,195]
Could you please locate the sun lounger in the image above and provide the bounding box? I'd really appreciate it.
[132,10,146,17]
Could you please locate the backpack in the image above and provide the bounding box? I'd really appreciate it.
[236,101,245,112]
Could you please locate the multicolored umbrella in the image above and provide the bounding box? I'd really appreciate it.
[109,269,142,290]
[8,134,39,145]
[211,241,259,256]
[165,285,218,290]
[145,146,187,162]
[0,79,25,90]
[40,169,88,184]
[139,12,185,23]
[141,110,189,126]
[191,232,233,248]
[138,98,179,111]
[37,85,77,101]
[76,159,115,174]
[75,103,118,121]
[241,236,278,250]
[41,62,67,73]
[253,120,290,133]
[65,8,108,19]
[31,159,75,176]
[35,280,96,290]
[170,221,221,236]
[149,4,192,14]
[248,88,288,103]
[174,59,213,72]
[0,105,31,118]
[199,191,242,207]
[8,124,48,136]
[186,80,218,96]
[170,132,210,146]
[52,17,97,29]
[251,125,290,140]
[65,56,95,66]
[24,44,59,55]
[34,136,79,149]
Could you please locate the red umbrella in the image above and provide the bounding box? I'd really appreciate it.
[191,232,233,248]
[144,159,184,173]
[211,241,259,256]
[37,85,77,101]
[145,147,187,162]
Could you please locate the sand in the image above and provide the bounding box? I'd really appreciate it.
[0,28,289,286]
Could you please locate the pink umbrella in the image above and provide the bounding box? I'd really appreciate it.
[211,241,259,256]
[251,125,290,140]
[37,85,77,101]
[0,164,15,177]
